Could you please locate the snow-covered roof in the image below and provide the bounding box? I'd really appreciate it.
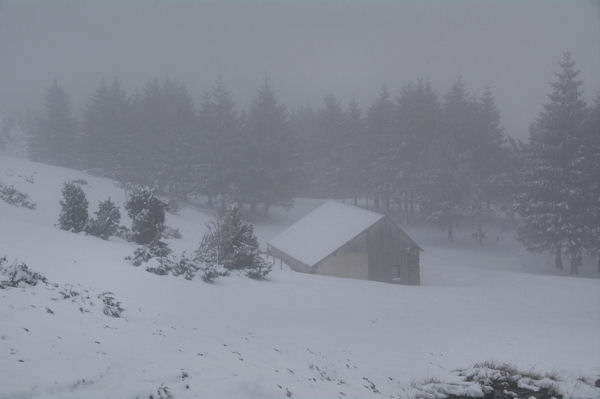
[268,201,384,267]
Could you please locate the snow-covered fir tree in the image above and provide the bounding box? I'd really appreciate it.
[418,77,476,240]
[58,181,89,233]
[238,77,296,216]
[30,80,78,168]
[81,78,132,180]
[516,52,590,274]
[366,86,397,212]
[86,198,121,240]
[196,206,271,279]
[197,77,240,209]
[125,186,167,244]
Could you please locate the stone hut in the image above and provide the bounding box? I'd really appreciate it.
[267,201,421,285]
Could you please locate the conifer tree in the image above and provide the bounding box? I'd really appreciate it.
[30,80,78,167]
[196,206,271,279]
[86,198,121,240]
[59,181,89,233]
[239,77,296,216]
[125,186,167,244]
[197,77,239,208]
[395,80,440,220]
[581,95,600,271]
[342,98,368,205]
[418,77,476,240]
[81,78,132,179]
[366,87,397,212]
[132,78,198,197]
[516,52,590,274]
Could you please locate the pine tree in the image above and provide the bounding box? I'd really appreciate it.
[395,80,440,221]
[58,181,89,233]
[86,198,121,240]
[312,94,347,198]
[418,77,476,240]
[239,77,296,216]
[366,87,397,212]
[30,80,78,167]
[81,78,132,179]
[341,98,368,205]
[125,186,167,244]
[195,206,271,279]
[131,78,198,198]
[197,77,239,208]
[516,52,590,274]
[581,95,600,271]
[467,87,510,245]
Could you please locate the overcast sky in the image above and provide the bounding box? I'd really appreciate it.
[1,0,598,139]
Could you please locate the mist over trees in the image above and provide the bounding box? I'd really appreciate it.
[22,53,599,272]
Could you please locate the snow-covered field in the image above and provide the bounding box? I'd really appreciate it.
[1,154,599,399]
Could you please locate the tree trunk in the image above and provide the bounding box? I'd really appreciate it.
[374,193,380,209]
[207,193,213,208]
[447,216,454,241]
[250,202,257,215]
[353,196,358,206]
[554,246,563,270]
[263,202,270,218]
[477,218,484,246]
[569,248,581,275]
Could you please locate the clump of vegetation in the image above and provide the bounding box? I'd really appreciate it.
[125,186,168,244]
[450,361,563,399]
[58,181,89,232]
[196,206,271,280]
[125,206,269,283]
[0,182,36,209]
[86,198,121,240]
[0,257,47,289]
[126,240,172,267]
[97,291,124,318]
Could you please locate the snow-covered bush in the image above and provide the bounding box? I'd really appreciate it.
[145,256,176,276]
[0,182,36,209]
[126,240,172,267]
[195,206,271,279]
[97,291,124,318]
[0,257,47,289]
[86,198,121,239]
[58,181,89,233]
[125,186,167,244]
[171,252,199,280]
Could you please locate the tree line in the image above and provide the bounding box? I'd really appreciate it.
[25,53,599,273]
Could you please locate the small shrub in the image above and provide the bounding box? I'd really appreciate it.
[58,181,89,233]
[0,257,47,289]
[86,198,121,239]
[145,256,176,276]
[198,261,229,283]
[98,291,124,318]
[125,186,168,244]
[171,253,199,280]
[126,240,172,267]
[0,182,36,209]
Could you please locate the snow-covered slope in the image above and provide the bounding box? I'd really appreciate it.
[1,154,599,399]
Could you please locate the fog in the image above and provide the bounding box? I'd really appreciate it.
[1,0,598,138]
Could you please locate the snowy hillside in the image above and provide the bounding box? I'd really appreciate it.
[1,154,599,399]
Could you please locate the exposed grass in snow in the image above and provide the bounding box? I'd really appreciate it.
[0,154,599,399]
